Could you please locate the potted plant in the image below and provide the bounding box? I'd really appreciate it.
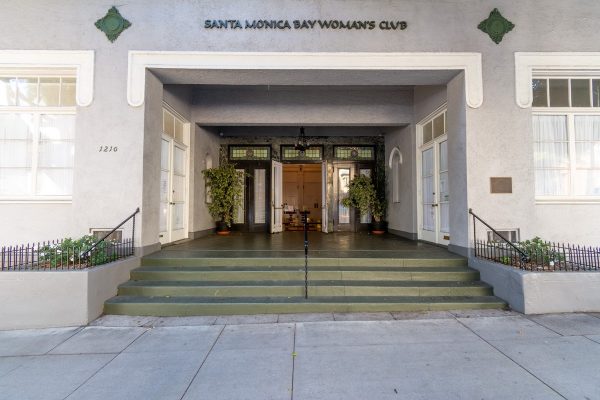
[370,195,387,234]
[202,158,244,235]
[341,174,387,234]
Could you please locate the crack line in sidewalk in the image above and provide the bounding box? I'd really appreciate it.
[178,324,226,400]
[62,326,150,400]
[290,323,297,400]
[455,318,568,400]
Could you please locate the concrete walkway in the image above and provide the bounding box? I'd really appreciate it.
[1,311,600,399]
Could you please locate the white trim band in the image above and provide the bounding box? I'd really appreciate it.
[0,50,94,107]
[515,52,600,108]
[128,51,483,108]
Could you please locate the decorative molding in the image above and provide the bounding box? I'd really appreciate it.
[478,8,514,44]
[95,6,131,43]
[128,51,483,108]
[515,52,600,108]
[0,50,94,107]
[388,147,403,169]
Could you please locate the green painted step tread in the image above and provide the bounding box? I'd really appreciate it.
[141,257,467,267]
[133,266,475,273]
[119,280,492,288]
[106,295,504,305]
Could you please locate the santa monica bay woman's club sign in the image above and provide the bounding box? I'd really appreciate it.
[204,19,407,31]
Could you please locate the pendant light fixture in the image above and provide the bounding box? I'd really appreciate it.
[295,126,309,154]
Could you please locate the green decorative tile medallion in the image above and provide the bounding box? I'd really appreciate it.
[478,8,514,44]
[95,6,131,42]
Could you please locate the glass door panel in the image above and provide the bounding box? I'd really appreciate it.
[254,168,266,224]
[159,135,188,244]
[338,167,350,224]
[159,138,170,244]
[271,161,283,233]
[359,168,372,223]
[419,137,450,245]
[439,140,450,236]
[421,148,435,234]
[234,168,245,224]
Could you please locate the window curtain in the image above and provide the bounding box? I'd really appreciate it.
[574,116,600,195]
[533,115,569,196]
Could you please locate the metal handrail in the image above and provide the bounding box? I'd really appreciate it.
[301,210,309,299]
[82,207,140,258]
[469,208,530,262]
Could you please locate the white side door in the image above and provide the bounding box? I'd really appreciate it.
[159,135,188,244]
[271,160,283,233]
[419,137,449,246]
[321,161,328,233]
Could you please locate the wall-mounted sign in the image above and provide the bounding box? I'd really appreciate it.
[204,19,407,31]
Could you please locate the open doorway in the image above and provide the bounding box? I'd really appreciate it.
[282,164,322,232]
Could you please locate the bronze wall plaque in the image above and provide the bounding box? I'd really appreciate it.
[490,177,512,194]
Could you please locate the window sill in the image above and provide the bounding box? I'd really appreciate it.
[535,198,600,205]
[0,198,72,204]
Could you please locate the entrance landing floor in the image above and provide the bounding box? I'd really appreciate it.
[153,232,463,260]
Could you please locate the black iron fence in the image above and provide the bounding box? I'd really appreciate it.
[470,209,600,272]
[1,208,139,271]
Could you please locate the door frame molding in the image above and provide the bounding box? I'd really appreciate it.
[416,104,449,245]
[159,103,190,244]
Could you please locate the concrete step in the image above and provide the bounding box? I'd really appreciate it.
[130,266,480,282]
[141,257,467,268]
[118,280,493,297]
[104,295,507,316]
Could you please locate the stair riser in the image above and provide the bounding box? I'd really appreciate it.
[104,301,505,316]
[141,258,467,268]
[118,286,493,297]
[130,271,480,282]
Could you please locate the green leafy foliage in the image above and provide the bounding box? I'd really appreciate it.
[39,235,117,268]
[518,236,565,264]
[201,156,245,227]
[341,175,386,222]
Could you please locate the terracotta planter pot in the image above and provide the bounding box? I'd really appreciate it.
[216,220,231,235]
[369,220,387,235]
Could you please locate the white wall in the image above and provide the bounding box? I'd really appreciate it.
[192,86,413,126]
[1,0,599,247]
[385,125,416,237]
[0,257,140,330]
[470,258,600,314]
[191,126,221,234]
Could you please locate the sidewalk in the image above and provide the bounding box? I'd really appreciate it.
[1,310,600,399]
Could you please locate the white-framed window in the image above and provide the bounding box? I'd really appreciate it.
[532,77,600,200]
[0,74,76,201]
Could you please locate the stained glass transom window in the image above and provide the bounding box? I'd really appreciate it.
[229,146,270,160]
[281,146,322,161]
[334,146,374,161]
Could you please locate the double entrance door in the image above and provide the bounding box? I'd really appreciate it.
[419,135,449,245]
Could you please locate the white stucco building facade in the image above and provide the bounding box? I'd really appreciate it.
[1,0,599,257]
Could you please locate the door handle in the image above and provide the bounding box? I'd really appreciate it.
[169,202,175,205]
[432,204,438,207]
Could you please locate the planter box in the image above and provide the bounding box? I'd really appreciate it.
[0,257,140,330]
[469,257,600,314]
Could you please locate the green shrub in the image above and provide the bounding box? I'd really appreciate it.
[518,236,565,265]
[39,235,118,268]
